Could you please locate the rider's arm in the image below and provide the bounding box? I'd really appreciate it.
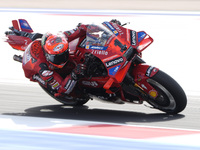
[5,27,43,41]
[63,24,88,42]
[56,64,86,96]
[34,63,86,97]
[31,63,78,97]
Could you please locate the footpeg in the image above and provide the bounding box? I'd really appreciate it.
[13,55,22,63]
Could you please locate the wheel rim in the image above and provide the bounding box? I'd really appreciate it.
[147,79,176,111]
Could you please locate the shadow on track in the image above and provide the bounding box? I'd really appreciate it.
[3,104,185,124]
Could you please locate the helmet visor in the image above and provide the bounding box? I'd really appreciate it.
[46,49,69,65]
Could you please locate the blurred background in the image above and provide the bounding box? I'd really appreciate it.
[0,0,200,11]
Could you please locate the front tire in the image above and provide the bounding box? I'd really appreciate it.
[146,70,187,114]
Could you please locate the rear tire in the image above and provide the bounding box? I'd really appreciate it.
[146,70,187,114]
[40,85,89,106]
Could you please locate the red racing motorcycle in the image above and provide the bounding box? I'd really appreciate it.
[5,19,187,114]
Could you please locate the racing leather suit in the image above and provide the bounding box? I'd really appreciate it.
[22,24,87,97]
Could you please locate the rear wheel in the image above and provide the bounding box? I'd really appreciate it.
[146,70,187,114]
[40,85,89,106]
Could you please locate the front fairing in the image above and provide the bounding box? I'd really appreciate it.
[84,23,129,78]
[83,22,153,84]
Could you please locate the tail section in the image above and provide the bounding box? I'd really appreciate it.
[12,19,33,33]
[5,19,34,51]
[12,20,20,31]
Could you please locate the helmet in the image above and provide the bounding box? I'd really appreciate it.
[43,35,69,68]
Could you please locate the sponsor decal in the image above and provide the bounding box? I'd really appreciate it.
[112,23,124,35]
[69,29,75,34]
[46,76,54,82]
[32,75,45,85]
[149,90,158,98]
[79,38,87,48]
[146,66,155,77]
[82,81,98,87]
[49,79,60,90]
[53,44,64,52]
[138,31,147,42]
[103,22,118,36]
[24,51,31,62]
[65,29,77,36]
[92,50,108,55]
[64,80,77,94]
[52,82,60,90]
[22,45,31,65]
[19,19,32,30]
[130,30,137,45]
[113,30,118,35]
[85,45,90,49]
[41,70,53,77]
[105,57,124,68]
[109,65,121,76]
[85,45,108,50]
[141,84,148,90]
[64,80,72,90]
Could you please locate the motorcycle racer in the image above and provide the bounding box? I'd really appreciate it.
[22,30,88,100]
[7,19,124,103]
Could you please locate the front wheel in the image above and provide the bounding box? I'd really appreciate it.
[146,70,187,114]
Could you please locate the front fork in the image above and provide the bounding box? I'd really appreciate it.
[120,72,147,103]
[120,64,159,102]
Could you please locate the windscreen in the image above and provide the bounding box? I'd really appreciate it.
[85,24,113,50]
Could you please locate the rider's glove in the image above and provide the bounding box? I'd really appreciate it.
[5,26,42,41]
[5,26,30,36]
[110,19,121,25]
[71,64,86,80]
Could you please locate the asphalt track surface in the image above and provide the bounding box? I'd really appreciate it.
[0,83,199,130]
